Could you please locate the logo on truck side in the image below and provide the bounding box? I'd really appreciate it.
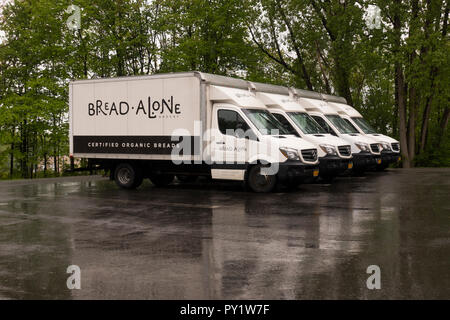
[88,96,181,119]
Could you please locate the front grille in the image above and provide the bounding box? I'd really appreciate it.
[370,144,380,153]
[301,149,318,162]
[392,143,400,152]
[338,145,351,156]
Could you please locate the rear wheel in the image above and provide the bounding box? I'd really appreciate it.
[149,174,175,187]
[247,164,277,193]
[114,163,143,189]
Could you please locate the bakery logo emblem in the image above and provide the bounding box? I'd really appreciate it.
[88,96,181,119]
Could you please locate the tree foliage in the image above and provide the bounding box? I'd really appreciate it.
[0,0,448,178]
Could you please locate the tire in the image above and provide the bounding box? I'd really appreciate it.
[114,163,143,189]
[247,164,277,193]
[176,175,198,183]
[149,174,175,187]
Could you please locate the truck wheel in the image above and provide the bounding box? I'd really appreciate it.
[149,174,174,187]
[177,175,198,183]
[114,163,143,189]
[247,165,276,193]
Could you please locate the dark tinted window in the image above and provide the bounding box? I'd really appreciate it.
[243,108,290,135]
[312,115,337,135]
[288,112,327,134]
[218,109,250,136]
[326,115,359,134]
[351,117,377,134]
[271,113,300,137]
[343,118,361,133]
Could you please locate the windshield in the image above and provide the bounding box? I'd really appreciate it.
[325,114,359,134]
[351,117,377,134]
[243,109,290,135]
[288,112,327,134]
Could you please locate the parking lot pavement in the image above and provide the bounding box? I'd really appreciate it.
[0,168,449,299]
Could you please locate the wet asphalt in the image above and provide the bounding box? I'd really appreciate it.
[0,168,449,300]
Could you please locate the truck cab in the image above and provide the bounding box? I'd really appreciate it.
[290,88,381,174]
[247,82,353,182]
[207,85,320,191]
[322,94,401,170]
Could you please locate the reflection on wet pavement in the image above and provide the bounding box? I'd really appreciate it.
[0,169,449,299]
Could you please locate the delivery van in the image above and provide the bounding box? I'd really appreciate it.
[321,94,401,170]
[247,81,353,182]
[69,72,319,192]
[290,88,381,174]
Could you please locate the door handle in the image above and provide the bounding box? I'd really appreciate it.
[216,141,225,145]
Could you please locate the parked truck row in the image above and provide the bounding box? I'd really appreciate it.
[69,72,401,192]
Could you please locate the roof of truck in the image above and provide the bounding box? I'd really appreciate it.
[70,71,249,90]
[321,93,347,104]
[290,88,322,100]
[255,92,307,112]
[248,81,290,95]
[328,102,363,117]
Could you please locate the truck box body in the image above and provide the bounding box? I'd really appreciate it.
[70,73,203,161]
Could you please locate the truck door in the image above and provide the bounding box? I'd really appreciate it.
[213,107,251,164]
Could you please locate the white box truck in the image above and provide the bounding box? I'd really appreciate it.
[247,81,354,182]
[69,72,320,192]
[290,88,382,174]
[321,94,401,170]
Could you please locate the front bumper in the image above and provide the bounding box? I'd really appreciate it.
[319,155,353,177]
[277,160,320,185]
[380,150,401,166]
[352,152,380,172]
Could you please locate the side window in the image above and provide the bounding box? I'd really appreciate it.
[272,113,300,137]
[312,116,336,136]
[218,109,250,137]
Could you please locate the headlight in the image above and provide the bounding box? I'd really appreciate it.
[319,144,337,156]
[355,142,370,152]
[280,147,300,160]
[381,143,391,151]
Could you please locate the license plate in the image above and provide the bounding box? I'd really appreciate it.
[348,162,353,169]
[313,170,319,177]
[377,158,382,164]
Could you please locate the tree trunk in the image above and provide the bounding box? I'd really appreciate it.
[408,87,416,166]
[437,107,450,148]
[396,66,410,167]
[335,59,353,106]
[10,142,14,179]
[393,0,410,168]
[44,153,47,177]
[419,94,433,153]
